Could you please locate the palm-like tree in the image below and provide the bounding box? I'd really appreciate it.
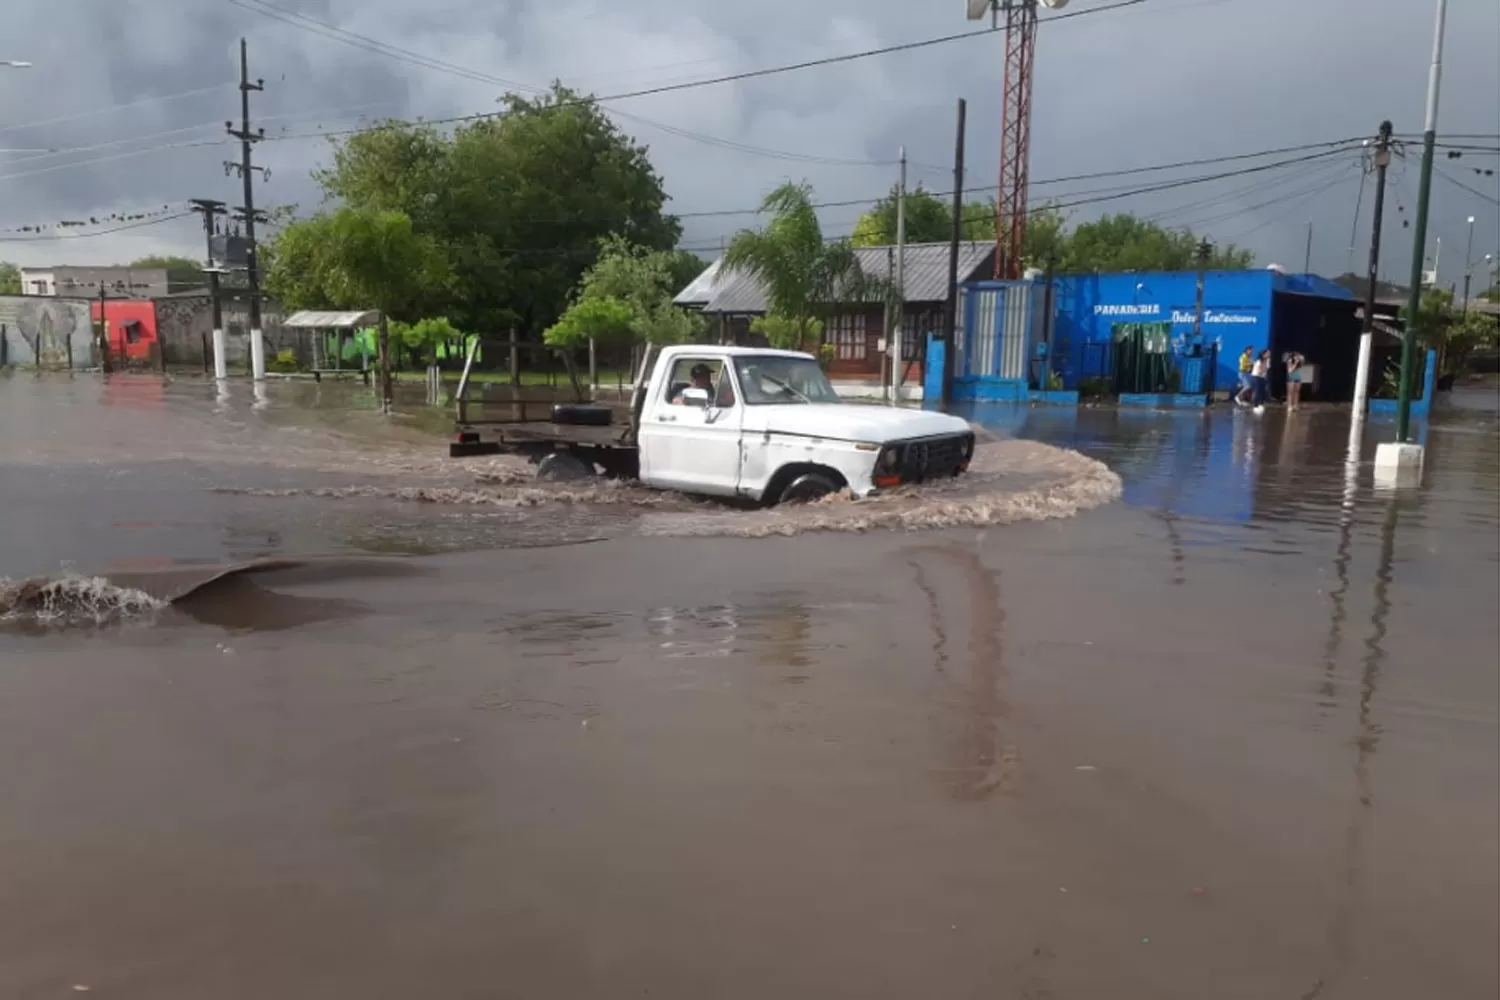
[721,182,876,354]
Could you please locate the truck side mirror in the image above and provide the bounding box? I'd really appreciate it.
[680,387,711,407]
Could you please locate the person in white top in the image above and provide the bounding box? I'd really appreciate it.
[1249,350,1270,413]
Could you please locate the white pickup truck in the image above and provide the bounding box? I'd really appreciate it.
[451,345,975,505]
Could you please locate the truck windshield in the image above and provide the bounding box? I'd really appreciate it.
[733,357,842,405]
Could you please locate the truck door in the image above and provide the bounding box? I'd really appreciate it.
[639,356,744,495]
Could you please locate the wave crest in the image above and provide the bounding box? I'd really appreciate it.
[0,573,165,625]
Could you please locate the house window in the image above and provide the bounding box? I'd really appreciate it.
[829,313,865,360]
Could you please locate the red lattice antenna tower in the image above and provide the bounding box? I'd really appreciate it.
[971,0,1064,278]
[994,0,1039,279]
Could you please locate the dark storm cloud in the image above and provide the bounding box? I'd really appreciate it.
[2,0,1496,284]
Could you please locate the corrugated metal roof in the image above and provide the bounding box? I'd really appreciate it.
[692,242,994,314]
[282,309,381,328]
[672,258,722,306]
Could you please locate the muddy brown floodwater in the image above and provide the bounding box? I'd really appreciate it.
[1,371,1496,999]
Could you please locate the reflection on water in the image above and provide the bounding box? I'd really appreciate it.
[967,399,1499,569]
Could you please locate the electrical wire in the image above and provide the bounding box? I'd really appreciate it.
[0,84,234,135]
[0,211,195,243]
[253,0,1154,143]
[225,0,944,170]
[1434,166,1500,206]
[4,101,400,165]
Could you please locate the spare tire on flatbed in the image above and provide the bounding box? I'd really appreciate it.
[552,403,612,426]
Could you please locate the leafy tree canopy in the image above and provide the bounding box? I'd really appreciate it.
[0,261,19,296]
[544,235,704,348]
[311,83,680,336]
[849,193,1252,274]
[262,207,451,323]
[851,184,953,247]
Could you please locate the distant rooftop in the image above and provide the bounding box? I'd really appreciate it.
[675,242,996,314]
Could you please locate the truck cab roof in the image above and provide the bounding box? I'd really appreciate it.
[655,345,813,362]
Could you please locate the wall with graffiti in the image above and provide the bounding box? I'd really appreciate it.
[0,296,97,368]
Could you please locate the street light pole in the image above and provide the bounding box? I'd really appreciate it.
[1394,0,1447,445]
[1462,216,1475,314]
[1378,0,1447,486]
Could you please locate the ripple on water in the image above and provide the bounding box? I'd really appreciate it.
[209,439,1122,539]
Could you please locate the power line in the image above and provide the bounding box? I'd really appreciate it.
[255,0,1154,144]
[670,140,1359,220]
[674,151,1358,251]
[0,211,194,243]
[0,83,234,135]
[1434,166,1500,206]
[4,101,399,165]
[226,0,941,170]
[0,140,226,183]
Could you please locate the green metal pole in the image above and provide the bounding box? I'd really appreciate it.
[1396,0,1448,442]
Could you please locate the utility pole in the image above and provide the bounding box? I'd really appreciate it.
[942,98,968,411]
[190,198,228,379]
[1303,221,1314,274]
[96,282,113,374]
[1191,238,1211,348]
[1352,121,1394,418]
[890,145,907,405]
[225,38,267,382]
[1380,0,1448,483]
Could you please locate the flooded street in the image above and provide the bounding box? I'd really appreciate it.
[1,371,1496,998]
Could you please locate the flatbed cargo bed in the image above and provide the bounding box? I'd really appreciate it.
[450,420,636,457]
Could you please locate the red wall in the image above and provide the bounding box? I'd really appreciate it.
[90,299,159,362]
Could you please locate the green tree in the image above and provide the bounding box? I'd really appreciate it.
[721,182,877,353]
[0,261,19,296]
[545,235,704,348]
[315,83,680,336]
[262,207,451,322]
[1403,286,1499,375]
[1061,213,1253,272]
[391,316,467,365]
[127,255,204,293]
[543,297,637,348]
[851,184,954,247]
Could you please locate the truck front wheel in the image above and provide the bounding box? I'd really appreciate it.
[775,471,842,505]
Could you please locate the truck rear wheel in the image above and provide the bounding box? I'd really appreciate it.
[777,471,841,505]
[536,452,595,482]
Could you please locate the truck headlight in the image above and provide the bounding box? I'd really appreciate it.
[877,446,902,473]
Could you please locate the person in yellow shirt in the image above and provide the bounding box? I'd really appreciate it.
[1234,346,1255,406]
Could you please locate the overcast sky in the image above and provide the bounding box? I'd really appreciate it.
[2,0,1496,289]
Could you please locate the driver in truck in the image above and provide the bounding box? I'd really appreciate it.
[671,363,716,405]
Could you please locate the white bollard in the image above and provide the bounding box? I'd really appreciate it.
[212,327,227,380]
[249,327,266,381]
[1373,441,1424,488]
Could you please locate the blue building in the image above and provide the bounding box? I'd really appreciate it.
[1051,269,1359,399]
[928,269,1371,407]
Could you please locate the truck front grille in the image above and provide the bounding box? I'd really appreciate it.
[900,433,972,482]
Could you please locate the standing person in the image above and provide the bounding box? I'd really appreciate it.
[1234,346,1255,407]
[1284,350,1306,410]
[1251,349,1271,413]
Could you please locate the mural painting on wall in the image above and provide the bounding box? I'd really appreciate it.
[14,298,88,368]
